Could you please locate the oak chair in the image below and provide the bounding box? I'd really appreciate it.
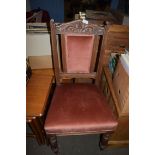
[44,19,118,154]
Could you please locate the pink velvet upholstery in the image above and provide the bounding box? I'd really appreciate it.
[62,34,94,73]
[44,84,118,135]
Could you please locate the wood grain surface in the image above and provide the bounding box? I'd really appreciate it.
[26,69,54,117]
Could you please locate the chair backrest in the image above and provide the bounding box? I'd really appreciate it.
[50,19,106,86]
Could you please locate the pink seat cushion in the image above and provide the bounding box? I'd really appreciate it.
[62,34,94,73]
[44,84,118,135]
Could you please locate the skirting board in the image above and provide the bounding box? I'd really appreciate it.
[28,55,53,69]
[108,140,129,148]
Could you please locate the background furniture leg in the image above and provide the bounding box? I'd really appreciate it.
[33,117,45,144]
[28,118,42,145]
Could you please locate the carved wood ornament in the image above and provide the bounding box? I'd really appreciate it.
[52,19,105,35]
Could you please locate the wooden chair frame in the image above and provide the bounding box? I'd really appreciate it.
[46,19,117,154]
[50,19,106,86]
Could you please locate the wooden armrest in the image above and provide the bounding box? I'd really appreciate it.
[103,66,120,115]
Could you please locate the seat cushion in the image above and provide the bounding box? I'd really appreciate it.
[44,84,118,135]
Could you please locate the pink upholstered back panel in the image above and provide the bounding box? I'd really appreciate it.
[62,34,95,73]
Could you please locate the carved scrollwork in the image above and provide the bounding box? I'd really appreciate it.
[54,20,104,35]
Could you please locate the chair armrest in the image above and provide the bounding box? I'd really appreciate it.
[103,66,121,116]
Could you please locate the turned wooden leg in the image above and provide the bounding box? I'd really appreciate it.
[99,133,112,150]
[47,135,59,155]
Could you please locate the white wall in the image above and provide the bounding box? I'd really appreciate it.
[26,32,51,57]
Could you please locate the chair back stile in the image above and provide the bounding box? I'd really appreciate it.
[50,19,105,87]
[50,21,61,84]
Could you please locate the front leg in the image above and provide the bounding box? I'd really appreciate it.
[47,135,59,155]
[99,133,112,150]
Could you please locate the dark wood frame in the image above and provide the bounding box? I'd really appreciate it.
[50,19,105,87]
[27,116,46,145]
[47,19,116,154]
